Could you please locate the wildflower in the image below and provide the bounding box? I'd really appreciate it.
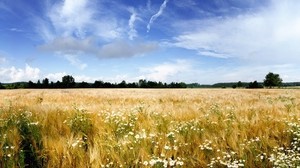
[163,160,168,167]
[134,134,140,139]
[177,161,184,166]
[143,161,148,166]
[164,145,171,150]
[29,121,39,125]
[169,159,176,166]
[72,142,78,147]
[149,159,156,166]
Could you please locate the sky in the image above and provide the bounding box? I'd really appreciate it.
[0,0,300,84]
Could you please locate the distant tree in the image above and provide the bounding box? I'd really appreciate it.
[127,82,138,88]
[42,78,49,88]
[103,82,114,88]
[76,81,90,88]
[93,80,104,88]
[147,81,158,88]
[36,80,42,88]
[50,81,54,88]
[138,79,148,88]
[28,81,35,88]
[62,75,75,88]
[248,81,263,89]
[55,81,62,88]
[118,80,127,88]
[237,81,243,88]
[263,72,282,88]
[0,82,5,89]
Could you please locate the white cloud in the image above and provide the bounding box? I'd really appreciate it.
[140,59,191,82]
[64,55,87,70]
[147,0,169,32]
[0,64,40,83]
[39,37,94,55]
[128,8,139,40]
[172,1,300,64]
[9,28,23,32]
[40,37,158,59]
[45,72,67,82]
[99,41,157,58]
[45,0,122,40]
[147,0,151,10]
[48,0,93,38]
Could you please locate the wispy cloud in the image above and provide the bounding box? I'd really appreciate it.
[147,0,169,32]
[128,8,139,40]
[39,37,158,59]
[9,28,24,32]
[0,2,12,13]
[64,55,87,70]
[47,0,93,38]
[44,0,123,40]
[172,1,300,65]
[99,41,157,58]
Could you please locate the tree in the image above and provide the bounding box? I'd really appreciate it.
[36,80,42,88]
[42,78,49,88]
[62,75,75,88]
[93,80,104,88]
[118,80,127,88]
[263,72,282,88]
[237,81,243,88]
[248,81,263,89]
[0,82,5,89]
[28,81,35,88]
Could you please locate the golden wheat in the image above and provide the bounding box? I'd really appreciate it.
[0,89,299,167]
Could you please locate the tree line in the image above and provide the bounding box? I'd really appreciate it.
[0,75,188,89]
[0,72,286,89]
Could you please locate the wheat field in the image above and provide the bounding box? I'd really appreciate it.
[0,89,300,167]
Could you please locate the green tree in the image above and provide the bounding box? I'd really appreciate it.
[42,78,49,88]
[62,75,75,88]
[0,82,5,89]
[263,72,282,88]
[237,81,243,88]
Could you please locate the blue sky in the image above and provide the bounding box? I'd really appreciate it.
[1,0,300,84]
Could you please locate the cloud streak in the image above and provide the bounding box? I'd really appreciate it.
[128,8,139,40]
[172,1,300,64]
[39,37,158,59]
[147,0,169,32]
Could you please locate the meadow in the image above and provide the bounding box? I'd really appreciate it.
[0,89,300,167]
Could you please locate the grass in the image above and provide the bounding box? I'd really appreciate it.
[0,89,300,167]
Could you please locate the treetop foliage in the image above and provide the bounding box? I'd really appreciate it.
[263,72,282,88]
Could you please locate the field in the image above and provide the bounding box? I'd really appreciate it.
[0,89,300,167]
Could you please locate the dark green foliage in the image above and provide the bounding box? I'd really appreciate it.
[0,82,5,89]
[42,78,49,88]
[237,81,243,88]
[264,72,283,88]
[247,81,263,89]
[17,112,44,168]
[62,75,75,88]
[0,111,45,168]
